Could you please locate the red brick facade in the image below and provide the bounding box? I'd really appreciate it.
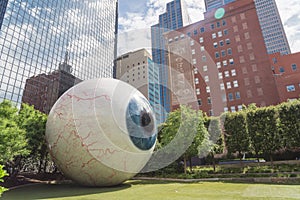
[165,0,280,116]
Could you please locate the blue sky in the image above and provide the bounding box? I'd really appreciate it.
[118,0,300,55]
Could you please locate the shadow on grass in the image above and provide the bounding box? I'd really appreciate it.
[2,183,131,200]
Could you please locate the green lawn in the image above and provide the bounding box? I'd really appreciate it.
[2,180,300,200]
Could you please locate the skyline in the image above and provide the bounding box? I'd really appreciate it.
[118,0,300,55]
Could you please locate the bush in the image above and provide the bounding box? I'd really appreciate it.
[0,165,8,197]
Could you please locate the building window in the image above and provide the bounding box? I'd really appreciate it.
[192,49,195,55]
[238,105,243,111]
[279,67,285,73]
[205,76,209,82]
[292,64,297,71]
[239,56,245,63]
[223,60,228,66]
[235,35,241,42]
[215,52,220,58]
[247,42,253,50]
[224,71,229,77]
[217,62,221,68]
[233,80,239,87]
[247,90,252,98]
[199,37,204,43]
[224,29,228,35]
[237,45,243,53]
[200,27,205,33]
[220,40,224,46]
[242,67,248,74]
[224,107,229,112]
[196,88,200,95]
[228,93,234,101]
[227,82,232,89]
[211,24,215,29]
[180,34,185,39]
[252,64,257,72]
[227,48,232,55]
[213,42,218,48]
[175,36,179,41]
[194,68,198,74]
[206,86,210,93]
[254,76,261,84]
[202,56,207,62]
[218,31,223,37]
[218,72,223,79]
[220,83,225,90]
[200,46,205,51]
[242,22,248,30]
[231,106,236,112]
[212,33,217,39]
[257,88,263,96]
[244,78,250,86]
[195,78,199,84]
[194,30,198,35]
[229,59,234,65]
[192,59,197,65]
[226,38,230,44]
[208,97,212,104]
[197,99,202,106]
[231,69,236,76]
[244,32,250,40]
[203,65,208,72]
[216,21,221,28]
[221,50,226,57]
[233,25,238,32]
[231,16,236,23]
[287,85,296,92]
[240,13,246,20]
[190,40,195,46]
[222,20,227,26]
[236,92,241,99]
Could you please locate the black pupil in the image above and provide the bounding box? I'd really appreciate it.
[141,112,151,127]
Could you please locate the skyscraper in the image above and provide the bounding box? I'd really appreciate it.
[0,0,118,106]
[116,49,162,123]
[151,0,191,121]
[204,0,291,55]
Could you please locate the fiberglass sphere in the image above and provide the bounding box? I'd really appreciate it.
[46,78,157,186]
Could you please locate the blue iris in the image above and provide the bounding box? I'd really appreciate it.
[126,95,157,150]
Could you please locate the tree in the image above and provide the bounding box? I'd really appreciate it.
[278,100,300,149]
[246,104,264,161]
[0,100,29,175]
[223,111,250,162]
[0,165,7,197]
[256,106,282,164]
[203,116,224,171]
[159,105,206,174]
[17,104,48,173]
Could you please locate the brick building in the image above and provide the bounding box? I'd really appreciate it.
[270,52,300,102]
[165,0,280,116]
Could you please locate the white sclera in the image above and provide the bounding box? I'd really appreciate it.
[46,78,156,186]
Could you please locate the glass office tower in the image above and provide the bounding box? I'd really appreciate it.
[151,0,190,122]
[204,0,290,55]
[0,0,118,107]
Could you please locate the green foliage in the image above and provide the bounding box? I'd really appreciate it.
[278,101,300,148]
[0,165,8,197]
[256,106,282,162]
[223,111,250,159]
[159,105,207,173]
[0,101,29,164]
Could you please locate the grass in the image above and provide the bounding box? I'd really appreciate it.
[2,180,300,200]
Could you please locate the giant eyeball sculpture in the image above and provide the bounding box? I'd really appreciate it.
[46,78,157,186]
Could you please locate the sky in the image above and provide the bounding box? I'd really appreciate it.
[117,0,300,56]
